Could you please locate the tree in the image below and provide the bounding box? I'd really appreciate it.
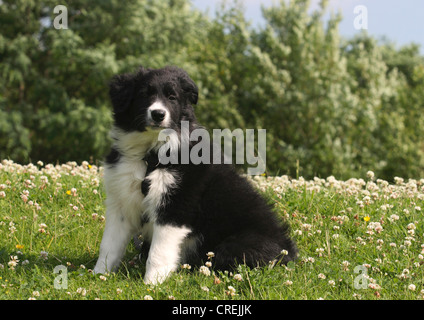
[0,0,207,163]
[1,0,423,180]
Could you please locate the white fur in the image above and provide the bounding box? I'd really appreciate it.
[144,224,191,285]
[94,126,191,284]
[142,168,177,221]
[110,126,160,159]
[94,127,157,274]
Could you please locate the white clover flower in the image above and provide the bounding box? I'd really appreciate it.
[233,274,243,281]
[394,177,404,185]
[306,257,315,263]
[408,284,416,291]
[8,256,19,270]
[301,223,312,231]
[40,251,48,260]
[368,283,381,290]
[38,223,47,233]
[226,286,236,296]
[200,286,209,292]
[389,214,399,222]
[366,171,375,180]
[407,223,416,230]
[316,248,324,256]
[76,287,87,296]
[199,265,211,276]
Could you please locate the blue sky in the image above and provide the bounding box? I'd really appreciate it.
[192,0,424,53]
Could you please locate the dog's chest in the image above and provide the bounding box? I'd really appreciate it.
[104,159,147,224]
[104,157,177,227]
[142,167,177,221]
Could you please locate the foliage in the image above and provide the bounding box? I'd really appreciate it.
[1,0,423,180]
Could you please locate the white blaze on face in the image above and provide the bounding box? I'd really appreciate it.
[147,101,170,127]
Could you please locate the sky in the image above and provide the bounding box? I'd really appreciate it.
[192,0,424,54]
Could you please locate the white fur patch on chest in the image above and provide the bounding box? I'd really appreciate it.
[142,168,177,221]
[104,126,167,226]
[104,159,147,228]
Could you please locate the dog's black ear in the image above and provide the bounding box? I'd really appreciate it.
[179,72,198,105]
[109,73,135,113]
[109,67,148,113]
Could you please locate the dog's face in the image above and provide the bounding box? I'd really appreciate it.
[109,66,198,132]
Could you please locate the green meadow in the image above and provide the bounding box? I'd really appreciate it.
[0,160,423,300]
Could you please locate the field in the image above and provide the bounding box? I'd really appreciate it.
[0,159,423,300]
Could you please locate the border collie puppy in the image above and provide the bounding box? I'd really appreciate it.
[94,66,297,284]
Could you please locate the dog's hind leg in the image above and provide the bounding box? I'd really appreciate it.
[211,232,296,270]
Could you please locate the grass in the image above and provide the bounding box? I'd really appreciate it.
[0,160,423,300]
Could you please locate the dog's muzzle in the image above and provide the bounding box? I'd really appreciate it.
[147,101,169,127]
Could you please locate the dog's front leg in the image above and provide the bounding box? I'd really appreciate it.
[94,211,134,274]
[144,223,191,285]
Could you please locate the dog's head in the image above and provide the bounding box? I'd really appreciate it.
[109,66,198,132]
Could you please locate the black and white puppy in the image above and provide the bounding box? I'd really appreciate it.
[94,66,297,284]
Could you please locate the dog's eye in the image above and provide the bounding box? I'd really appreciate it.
[168,95,177,101]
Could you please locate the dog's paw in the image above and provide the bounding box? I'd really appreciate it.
[93,260,109,275]
[143,265,173,285]
[93,265,106,275]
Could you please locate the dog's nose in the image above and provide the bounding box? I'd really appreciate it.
[151,109,166,123]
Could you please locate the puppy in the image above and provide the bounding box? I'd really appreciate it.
[94,66,297,284]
